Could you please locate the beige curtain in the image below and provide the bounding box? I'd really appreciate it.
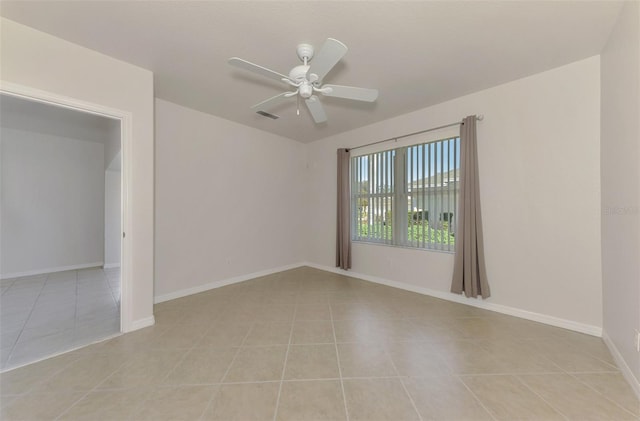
[451,116,490,298]
[336,148,351,270]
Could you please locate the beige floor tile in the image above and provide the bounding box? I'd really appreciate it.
[445,317,514,340]
[284,344,340,380]
[132,385,218,421]
[518,373,637,420]
[223,346,287,382]
[573,372,640,416]
[243,322,292,346]
[0,352,80,395]
[408,320,466,342]
[277,380,347,420]
[203,382,279,420]
[163,347,237,385]
[462,375,565,420]
[386,342,452,377]
[32,354,125,393]
[96,350,184,389]
[333,319,383,343]
[337,342,397,378]
[403,376,493,420]
[294,303,331,320]
[434,343,513,374]
[94,325,170,353]
[197,322,252,347]
[331,303,380,320]
[1,391,83,421]
[58,388,151,420]
[255,305,296,322]
[2,266,638,421]
[291,320,335,344]
[343,378,420,421]
[543,351,619,373]
[295,292,330,305]
[147,323,209,349]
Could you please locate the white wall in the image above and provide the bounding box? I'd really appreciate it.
[0,18,155,329]
[104,122,121,170]
[306,56,603,332]
[104,170,121,268]
[1,128,104,277]
[600,1,640,391]
[154,99,306,300]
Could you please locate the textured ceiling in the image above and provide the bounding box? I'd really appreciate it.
[0,1,623,142]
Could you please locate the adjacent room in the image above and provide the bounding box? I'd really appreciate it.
[0,94,122,370]
[0,1,638,420]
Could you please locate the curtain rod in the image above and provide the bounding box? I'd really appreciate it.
[348,114,484,152]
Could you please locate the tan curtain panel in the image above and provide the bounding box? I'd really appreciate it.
[451,116,490,298]
[336,148,352,270]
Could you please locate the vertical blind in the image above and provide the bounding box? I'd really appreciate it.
[351,137,460,252]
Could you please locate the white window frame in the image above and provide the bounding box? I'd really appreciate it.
[351,135,460,252]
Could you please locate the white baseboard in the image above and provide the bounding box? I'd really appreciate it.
[103,263,121,269]
[153,263,306,304]
[602,331,640,400]
[303,262,603,337]
[1,262,105,279]
[128,315,155,332]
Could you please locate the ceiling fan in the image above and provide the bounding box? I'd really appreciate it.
[228,38,378,124]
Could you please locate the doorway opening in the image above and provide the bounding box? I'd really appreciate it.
[0,92,126,371]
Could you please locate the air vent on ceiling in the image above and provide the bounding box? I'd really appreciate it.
[256,110,279,120]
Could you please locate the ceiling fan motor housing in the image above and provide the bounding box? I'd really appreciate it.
[289,65,310,82]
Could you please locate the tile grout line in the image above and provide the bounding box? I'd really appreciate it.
[198,318,257,421]
[53,356,131,421]
[384,344,423,421]
[6,273,50,366]
[272,297,298,421]
[328,301,351,421]
[455,375,500,421]
[512,374,571,421]
[565,371,639,418]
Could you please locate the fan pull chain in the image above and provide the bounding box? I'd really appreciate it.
[297,94,300,116]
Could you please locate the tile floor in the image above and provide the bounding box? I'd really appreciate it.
[1,266,638,420]
[1,268,120,371]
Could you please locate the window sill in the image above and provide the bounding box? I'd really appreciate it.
[352,240,455,254]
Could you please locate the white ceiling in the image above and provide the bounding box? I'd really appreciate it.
[0,1,623,143]
[0,94,120,144]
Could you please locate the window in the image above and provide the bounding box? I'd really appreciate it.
[351,137,460,252]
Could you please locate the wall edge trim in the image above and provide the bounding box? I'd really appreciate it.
[602,331,640,400]
[128,315,155,332]
[1,262,105,279]
[304,262,603,337]
[153,263,306,304]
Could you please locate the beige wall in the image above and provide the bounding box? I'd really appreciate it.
[0,18,155,329]
[306,56,603,332]
[154,99,306,300]
[600,1,640,391]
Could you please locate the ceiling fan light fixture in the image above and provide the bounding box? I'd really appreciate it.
[228,38,378,124]
[299,83,313,99]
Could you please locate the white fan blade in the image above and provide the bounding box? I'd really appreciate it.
[251,92,294,111]
[321,84,379,102]
[305,96,327,123]
[229,57,290,83]
[306,38,347,82]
